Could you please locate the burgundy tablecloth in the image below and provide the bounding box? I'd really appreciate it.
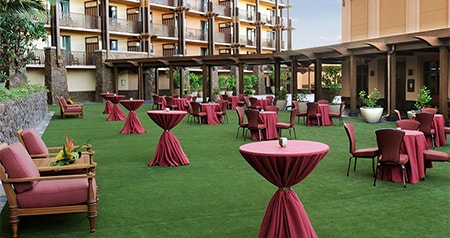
[433,114,446,147]
[239,140,329,238]
[201,103,221,125]
[119,100,147,134]
[105,94,127,121]
[251,111,278,140]
[377,130,428,184]
[146,111,189,167]
[318,104,333,126]
[100,93,113,114]
[173,98,188,111]
[257,98,272,110]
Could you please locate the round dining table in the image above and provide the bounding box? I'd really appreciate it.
[239,140,329,238]
[100,92,113,114]
[119,99,147,134]
[146,110,189,167]
[105,94,126,121]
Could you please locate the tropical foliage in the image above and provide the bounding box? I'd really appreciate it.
[359,88,382,108]
[414,86,432,110]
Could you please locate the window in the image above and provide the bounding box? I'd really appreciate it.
[61,35,71,51]
[247,28,255,45]
[109,6,117,19]
[110,40,118,51]
[267,9,275,24]
[60,0,70,17]
[201,48,208,56]
[246,4,255,21]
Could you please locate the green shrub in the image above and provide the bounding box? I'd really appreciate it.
[0,84,48,102]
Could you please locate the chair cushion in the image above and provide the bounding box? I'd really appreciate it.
[16,178,96,208]
[0,143,40,193]
[424,150,449,161]
[353,147,379,157]
[21,128,49,155]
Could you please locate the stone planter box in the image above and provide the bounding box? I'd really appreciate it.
[0,92,48,144]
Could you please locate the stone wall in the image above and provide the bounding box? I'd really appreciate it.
[0,92,48,144]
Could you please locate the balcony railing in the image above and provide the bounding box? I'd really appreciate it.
[186,28,207,41]
[186,0,207,12]
[215,31,232,44]
[109,18,140,33]
[150,23,177,38]
[151,0,176,7]
[214,4,231,17]
[59,13,99,30]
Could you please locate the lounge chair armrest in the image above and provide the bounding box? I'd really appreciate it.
[3,172,95,183]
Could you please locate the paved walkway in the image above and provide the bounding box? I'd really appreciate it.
[0,111,54,212]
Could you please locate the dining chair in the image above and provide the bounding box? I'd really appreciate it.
[421,107,437,114]
[329,102,345,126]
[235,107,248,138]
[292,101,307,124]
[394,109,402,120]
[243,95,250,108]
[186,100,194,123]
[189,101,207,124]
[444,126,450,139]
[423,149,449,177]
[265,105,279,113]
[152,95,162,110]
[266,95,274,105]
[374,129,409,188]
[343,123,379,176]
[395,119,420,130]
[415,112,436,148]
[0,142,98,237]
[216,100,229,123]
[306,102,322,126]
[244,109,266,141]
[276,107,298,139]
[249,97,262,110]
[164,96,179,110]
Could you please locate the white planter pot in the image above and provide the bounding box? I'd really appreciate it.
[226,91,234,96]
[276,100,287,111]
[407,111,418,119]
[360,107,383,123]
[329,104,341,114]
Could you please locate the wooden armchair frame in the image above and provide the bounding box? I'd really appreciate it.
[0,143,98,237]
[57,96,84,119]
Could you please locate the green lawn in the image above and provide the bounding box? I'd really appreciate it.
[1,103,449,238]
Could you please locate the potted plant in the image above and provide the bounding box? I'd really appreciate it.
[218,76,228,95]
[359,88,383,123]
[276,88,288,110]
[243,75,257,96]
[212,87,221,101]
[408,86,432,119]
[226,75,236,96]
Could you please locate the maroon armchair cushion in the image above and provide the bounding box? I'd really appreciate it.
[0,143,40,193]
[17,178,96,208]
[21,128,49,155]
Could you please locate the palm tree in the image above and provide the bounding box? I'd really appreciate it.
[0,0,46,15]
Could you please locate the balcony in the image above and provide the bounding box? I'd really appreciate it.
[109,18,140,34]
[215,4,231,17]
[59,13,99,30]
[186,28,207,41]
[151,0,176,8]
[186,0,207,12]
[150,23,177,38]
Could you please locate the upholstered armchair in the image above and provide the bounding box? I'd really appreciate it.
[15,128,93,160]
[57,96,84,119]
[0,142,98,237]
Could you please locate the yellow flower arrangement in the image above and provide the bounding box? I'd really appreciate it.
[51,136,81,166]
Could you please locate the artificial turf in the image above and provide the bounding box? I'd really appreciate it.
[1,103,449,238]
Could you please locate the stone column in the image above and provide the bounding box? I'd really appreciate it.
[44,47,68,105]
[95,50,114,102]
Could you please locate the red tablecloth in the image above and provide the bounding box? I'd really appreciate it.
[100,93,113,114]
[146,111,189,167]
[239,140,329,238]
[201,103,221,125]
[318,104,333,126]
[173,98,188,111]
[257,98,272,110]
[105,94,127,121]
[251,111,278,140]
[119,99,147,134]
[377,130,428,184]
[432,114,446,147]
[229,96,240,110]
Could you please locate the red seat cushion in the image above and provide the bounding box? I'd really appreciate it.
[0,143,40,193]
[424,150,449,161]
[17,178,96,208]
[21,128,49,155]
